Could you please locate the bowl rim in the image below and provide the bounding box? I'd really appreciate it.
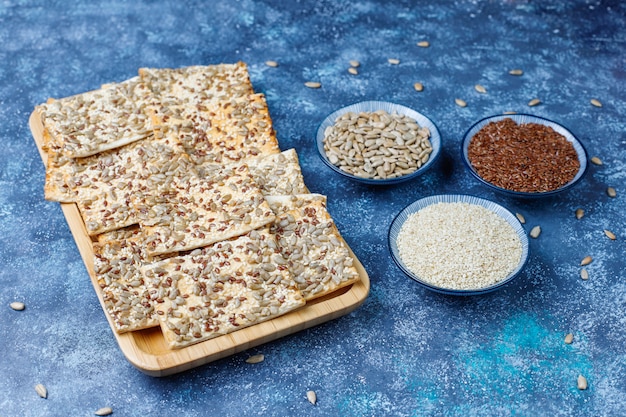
[461,113,589,198]
[316,100,442,185]
[388,193,530,296]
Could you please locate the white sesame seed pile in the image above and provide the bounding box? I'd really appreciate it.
[396,202,522,290]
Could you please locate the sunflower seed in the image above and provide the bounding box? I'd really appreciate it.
[35,384,47,399]
[604,229,616,240]
[565,333,574,344]
[590,156,603,165]
[307,390,317,405]
[417,40,430,47]
[580,268,589,280]
[590,98,602,107]
[388,58,400,65]
[577,375,588,390]
[245,354,265,364]
[304,81,321,89]
[515,213,526,224]
[10,301,25,311]
[265,60,278,67]
[575,208,585,220]
[455,98,467,107]
[349,60,360,67]
[528,98,541,107]
[348,67,358,75]
[95,407,113,416]
[530,225,541,238]
[474,84,487,93]
[581,256,592,266]
[509,69,523,75]
[607,187,616,197]
[413,82,424,92]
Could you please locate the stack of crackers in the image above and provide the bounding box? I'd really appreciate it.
[35,62,360,349]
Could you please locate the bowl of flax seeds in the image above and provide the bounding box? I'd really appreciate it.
[461,114,588,197]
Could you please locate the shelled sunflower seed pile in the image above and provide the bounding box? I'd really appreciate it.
[35,62,360,349]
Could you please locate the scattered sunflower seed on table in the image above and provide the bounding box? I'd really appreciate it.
[35,384,47,399]
[515,213,526,224]
[388,58,400,65]
[565,333,574,344]
[590,98,602,107]
[474,84,487,93]
[580,269,589,280]
[604,229,616,240]
[265,60,278,67]
[307,390,317,405]
[581,256,593,266]
[245,354,265,364]
[349,60,360,67]
[528,98,541,107]
[455,98,467,107]
[417,40,430,47]
[509,69,523,75]
[590,156,603,165]
[304,81,321,89]
[348,67,358,75]
[530,225,541,238]
[575,208,584,219]
[607,187,616,198]
[413,82,424,92]
[10,301,25,311]
[95,407,113,416]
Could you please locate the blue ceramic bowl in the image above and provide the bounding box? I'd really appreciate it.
[461,114,588,198]
[388,194,530,296]
[316,101,441,185]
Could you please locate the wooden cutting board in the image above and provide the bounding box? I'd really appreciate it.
[29,110,370,377]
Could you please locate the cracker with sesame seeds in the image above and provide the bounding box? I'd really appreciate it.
[269,197,360,301]
[37,76,153,158]
[135,163,276,256]
[142,228,305,349]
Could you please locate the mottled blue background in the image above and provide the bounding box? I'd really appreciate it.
[1,1,625,416]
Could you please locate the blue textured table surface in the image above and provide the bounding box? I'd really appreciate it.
[1,1,625,416]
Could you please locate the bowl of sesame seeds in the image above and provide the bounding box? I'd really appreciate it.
[461,114,588,198]
[316,101,441,185]
[388,194,529,296]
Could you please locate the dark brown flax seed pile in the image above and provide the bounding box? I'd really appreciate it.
[467,118,580,193]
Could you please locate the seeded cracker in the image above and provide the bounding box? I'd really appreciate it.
[37,76,152,158]
[93,227,164,333]
[139,64,280,168]
[142,228,305,349]
[136,164,275,256]
[268,196,360,300]
[76,132,194,236]
[200,148,308,196]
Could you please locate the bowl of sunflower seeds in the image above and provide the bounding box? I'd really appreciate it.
[316,101,441,185]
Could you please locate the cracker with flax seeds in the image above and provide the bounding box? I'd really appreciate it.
[268,196,360,301]
[135,163,275,256]
[93,227,166,333]
[139,63,280,168]
[76,130,194,236]
[37,76,152,158]
[199,148,308,197]
[142,228,305,349]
